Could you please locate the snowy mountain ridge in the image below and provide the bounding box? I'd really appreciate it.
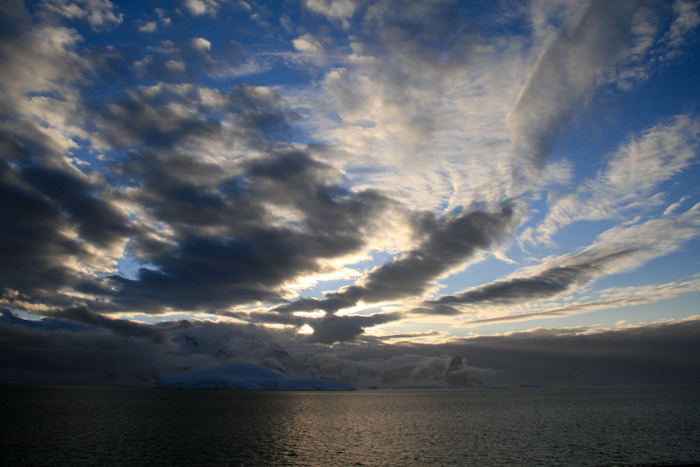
[162,337,513,389]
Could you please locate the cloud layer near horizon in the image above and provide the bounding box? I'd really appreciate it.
[1,0,700,362]
[3,307,699,387]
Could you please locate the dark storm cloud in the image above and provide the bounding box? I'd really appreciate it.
[223,307,404,345]
[46,305,176,342]
[239,310,403,344]
[415,249,639,315]
[0,61,131,302]
[0,159,131,304]
[94,86,225,151]
[306,313,402,344]
[459,319,700,387]
[343,318,700,387]
[243,150,390,239]
[278,202,523,314]
[106,147,393,312]
[0,306,191,342]
[0,2,137,307]
[116,150,264,234]
[22,165,131,248]
[81,76,394,313]
[94,83,298,152]
[68,56,393,315]
[110,230,326,310]
[232,308,404,344]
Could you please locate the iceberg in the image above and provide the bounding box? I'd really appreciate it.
[155,363,356,391]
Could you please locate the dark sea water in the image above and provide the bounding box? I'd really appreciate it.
[1,385,699,467]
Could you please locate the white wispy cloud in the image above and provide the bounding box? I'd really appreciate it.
[138,21,157,33]
[303,0,362,21]
[183,0,220,17]
[282,12,526,211]
[659,0,700,57]
[664,195,691,216]
[456,278,700,327]
[39,0,123,30]
[506,1,666,193]
[524,115,700,246]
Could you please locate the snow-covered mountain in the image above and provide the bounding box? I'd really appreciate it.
[155,363,356,391]
[257,342,504,389]
[163,337,512,389]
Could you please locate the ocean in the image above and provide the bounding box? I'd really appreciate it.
[1,385,699,466]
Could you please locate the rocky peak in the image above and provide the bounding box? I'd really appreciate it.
[446,355,463,373]
[262,342,305,372]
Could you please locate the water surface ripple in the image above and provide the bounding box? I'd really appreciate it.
[1,385,699,466]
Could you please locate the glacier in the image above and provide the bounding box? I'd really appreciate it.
[155,363,356,391]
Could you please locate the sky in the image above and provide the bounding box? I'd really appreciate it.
[1,0,700,386]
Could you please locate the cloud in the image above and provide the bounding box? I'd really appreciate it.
[4,305,698,387]
[0,307,205,385]
[139,21,157,33]
[305,316,700,387]
[93,83,299,153]
[0,3,394,316]
[305,312,401,344]
[0,8,85,138]
[278,201,524,314]
[292,33,325,55]
[38,0,124,30]
[507,0,671,191]
[92,134,396,312]
[183,0,220,17]
[0,4,146,307]
[664,195,691,216]
[417,264,600,317]
[596,115,699,198]
[0,7,134,305]
[419,205,700,316]
[23,165,131,251]
[456,278,700,327]
[1,0,699,357]
[303,0,362,20]
[191,37,211,51]
[46,304,177,342]
[286,0,521,212]
[523,115,700,245]
[659,0,700,57]
[447,317,700,386]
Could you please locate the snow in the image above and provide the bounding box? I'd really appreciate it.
[155,363,356,391]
